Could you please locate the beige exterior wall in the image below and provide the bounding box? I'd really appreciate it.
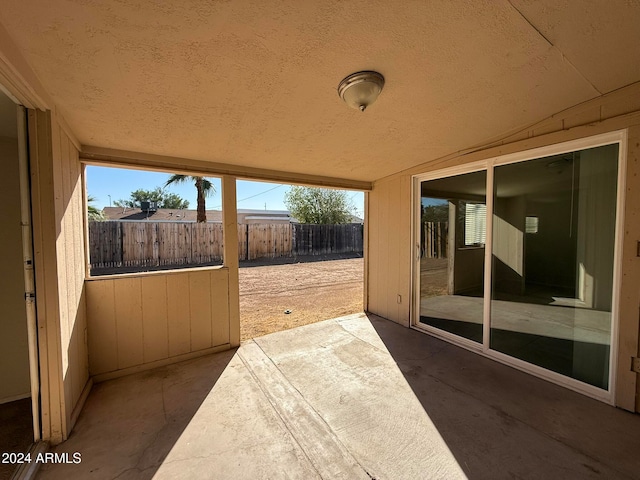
[86,268,231,381]
[0,136,30,403]
[366,84,640,412]
[53,114,90,431]
[366,176,412,326]
[623,126,640,413]
[29,109,89,443]
[84,176,240,382]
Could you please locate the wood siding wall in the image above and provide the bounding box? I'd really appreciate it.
[367,176,412,326]
[86,268,230,379]
[367,85,640,411]
[53,114,89,433]
[29,109,89,443]
[622,125,640,413]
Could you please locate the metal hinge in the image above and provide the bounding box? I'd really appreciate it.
[25,292,36,300]
[632,357,640,373]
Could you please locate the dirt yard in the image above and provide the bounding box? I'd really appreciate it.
[420,257,448,298]
[239,258,363,340]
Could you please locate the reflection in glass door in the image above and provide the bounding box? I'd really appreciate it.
[490,144,618,390]
[415,136,621,395]
[419,170,486,343]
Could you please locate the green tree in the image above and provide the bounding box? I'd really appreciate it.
[164,175,215,223]
[421,203,449,223]
[284,186,354,224]
[114,187,189,209]
[87,195,106,221]
[161,192,190,209]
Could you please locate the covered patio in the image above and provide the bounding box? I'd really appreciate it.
[36,313,640,480]
[1,2,640,474]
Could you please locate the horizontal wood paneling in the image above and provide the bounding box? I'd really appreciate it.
[86,268,231,377]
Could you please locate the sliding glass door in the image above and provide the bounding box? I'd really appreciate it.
[414,134,623,396]
[418,170,486,344]
[490,144,618,390]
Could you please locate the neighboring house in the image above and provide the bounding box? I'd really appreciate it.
[101,207,362,224]
[102,206,225,223]
[0,1,639,456]
[238,209,295,224]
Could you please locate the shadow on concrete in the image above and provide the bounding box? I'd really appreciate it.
[90,252,363,276]
[38,349,237,480]
[36,313,640,479]
[367,314,640,480]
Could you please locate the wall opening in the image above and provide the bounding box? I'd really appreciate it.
[84,165,223,276]
[235,180,365,340]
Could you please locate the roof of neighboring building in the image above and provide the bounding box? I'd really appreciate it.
[237,209,292,216]
[102,207,363,224]
[103,207,223,222]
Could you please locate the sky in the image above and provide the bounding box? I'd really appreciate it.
[86,165,365,219]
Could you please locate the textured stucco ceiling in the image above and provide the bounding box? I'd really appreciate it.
[0,0,639,182]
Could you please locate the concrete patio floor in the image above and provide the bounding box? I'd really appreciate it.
[36,313,640,480]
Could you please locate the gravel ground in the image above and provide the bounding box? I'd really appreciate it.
[239,258,364,340]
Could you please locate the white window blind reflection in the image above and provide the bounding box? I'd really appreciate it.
[464,202,486,246]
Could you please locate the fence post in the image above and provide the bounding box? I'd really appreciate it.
[245,223,249,260]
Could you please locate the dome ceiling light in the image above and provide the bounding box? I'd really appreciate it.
[337,71,385,112]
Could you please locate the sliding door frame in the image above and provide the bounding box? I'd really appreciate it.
[411,130,627,404]
[411,160,487,354]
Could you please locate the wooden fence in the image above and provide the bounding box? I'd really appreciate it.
[89,221,364,270]
[239,224,292,261]
[293,223,363,256]
[421,221,448,258]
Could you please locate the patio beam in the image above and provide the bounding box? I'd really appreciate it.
[81,146,372,191]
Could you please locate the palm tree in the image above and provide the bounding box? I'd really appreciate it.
[164,175,215,223]
[87,195,105,221]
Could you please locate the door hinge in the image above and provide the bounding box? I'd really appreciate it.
[25,292,36,300]
[632,357,640,373]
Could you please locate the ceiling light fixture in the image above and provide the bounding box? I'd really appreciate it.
[338,71,385,112]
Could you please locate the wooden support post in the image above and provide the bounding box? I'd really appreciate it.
[27,109,66,444]
[222,176,240,347]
